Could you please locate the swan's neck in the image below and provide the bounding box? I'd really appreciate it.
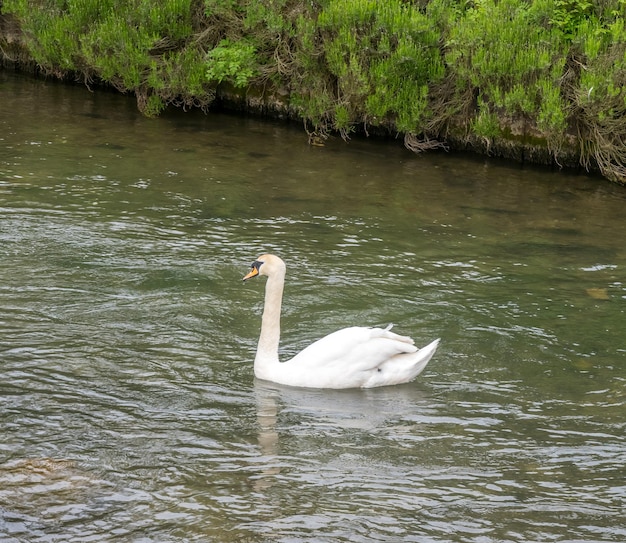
[255,270,285,374]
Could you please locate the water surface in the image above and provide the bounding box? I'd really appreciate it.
[1,72,625,542]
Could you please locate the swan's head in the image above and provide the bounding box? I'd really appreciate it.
[243,254,286,281]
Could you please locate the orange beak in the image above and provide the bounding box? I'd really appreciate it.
[242,267,259,281]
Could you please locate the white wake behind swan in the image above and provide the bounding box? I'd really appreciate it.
[243,254,440,389]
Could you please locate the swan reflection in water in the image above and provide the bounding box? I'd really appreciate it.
[251,379,434,492]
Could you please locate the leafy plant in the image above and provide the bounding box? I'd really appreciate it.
[206,38,257,87]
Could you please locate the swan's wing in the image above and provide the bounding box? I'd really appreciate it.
[270,325,438,389]
[288,326,417,373]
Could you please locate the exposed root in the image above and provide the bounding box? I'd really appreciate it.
[403,133,449,154]
[304,119,329,146]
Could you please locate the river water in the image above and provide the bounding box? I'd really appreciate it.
[1,71,625,542]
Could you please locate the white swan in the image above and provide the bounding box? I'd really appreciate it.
[243,254,440,389]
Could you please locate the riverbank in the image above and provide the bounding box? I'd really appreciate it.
[2,0,625,185]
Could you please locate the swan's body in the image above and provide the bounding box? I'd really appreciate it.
[243,254,440,389]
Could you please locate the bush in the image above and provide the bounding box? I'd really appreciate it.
[310,0,444,136]
[568,13,626,181]
[3,0,212,114]
[444,0,569,143]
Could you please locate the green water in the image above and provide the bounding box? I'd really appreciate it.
[1,72,625,542]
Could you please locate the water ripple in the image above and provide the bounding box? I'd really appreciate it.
[2,72,626,542]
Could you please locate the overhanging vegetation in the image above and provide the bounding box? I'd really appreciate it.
[2,0,626,184]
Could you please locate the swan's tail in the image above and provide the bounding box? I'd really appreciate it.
[409,338,440,379]
[363,338,440,388]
